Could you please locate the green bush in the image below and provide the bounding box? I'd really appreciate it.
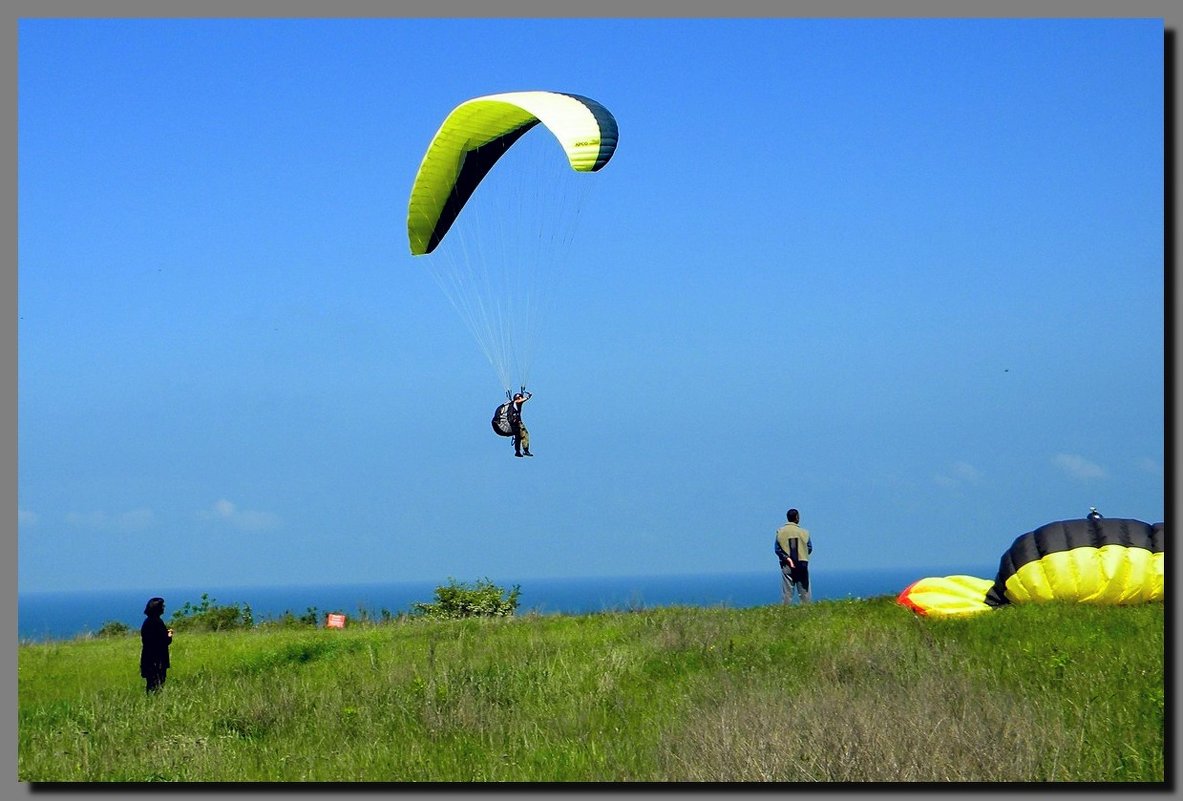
[95,620,131,638]
[169,593,254,632]
[412,578,521,620]
[255,607,323,630]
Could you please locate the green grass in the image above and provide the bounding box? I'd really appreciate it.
[18,598,1164,782]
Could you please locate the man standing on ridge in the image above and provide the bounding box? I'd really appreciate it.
[775,508,812,604]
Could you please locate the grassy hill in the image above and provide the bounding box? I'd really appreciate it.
[18,597,1164,782]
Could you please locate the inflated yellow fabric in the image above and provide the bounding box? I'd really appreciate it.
[896,575,995,617]
[1005,544,1163,604]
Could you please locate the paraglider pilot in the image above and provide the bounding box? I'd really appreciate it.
[510,391,533,457]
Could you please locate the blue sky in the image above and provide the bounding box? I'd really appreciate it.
[17,18,1164,593]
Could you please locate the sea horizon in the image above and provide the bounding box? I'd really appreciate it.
[18,564,998,643]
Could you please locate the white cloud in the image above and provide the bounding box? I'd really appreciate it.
[1052,453,1106,480]
[64,508,157,532]
[1136,457,1162,477]
[19,509,39,526]
[66,511,102,528]
[933,474,958,490]
[120,508,157,529]
[934,460,982,490]
[951,461,982,483]
[203,499,281,531]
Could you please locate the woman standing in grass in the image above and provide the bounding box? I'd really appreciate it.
[140,597,173,694]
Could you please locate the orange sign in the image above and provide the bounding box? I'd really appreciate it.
[326,613,346,629]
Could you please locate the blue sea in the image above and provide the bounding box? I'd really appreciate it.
[18,565,997,643]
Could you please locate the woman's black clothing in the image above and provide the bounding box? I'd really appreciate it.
[140,616,171,692]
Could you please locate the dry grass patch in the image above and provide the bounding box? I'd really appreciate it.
[656,630,1059,781]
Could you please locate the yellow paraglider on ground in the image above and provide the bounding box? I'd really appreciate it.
[896,575,996,616]
[897,514,1165,617]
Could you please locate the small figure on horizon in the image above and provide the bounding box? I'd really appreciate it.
[1088,507,1103,520]
[140,597,173,694]
[774,508,813,605]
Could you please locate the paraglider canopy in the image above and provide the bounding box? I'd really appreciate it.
[408,90,619,256]
[406,90,619,395]
[984,516,1163,607]
[897,516,1165,617]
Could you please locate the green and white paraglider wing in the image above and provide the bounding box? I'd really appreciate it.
[408,91,618,256]
[406,91,618,394]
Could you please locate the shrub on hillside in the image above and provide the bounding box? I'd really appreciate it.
[95,620,131,637]
[412,578,521,620]
[169,593,254,632]
[256,607,323,630]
